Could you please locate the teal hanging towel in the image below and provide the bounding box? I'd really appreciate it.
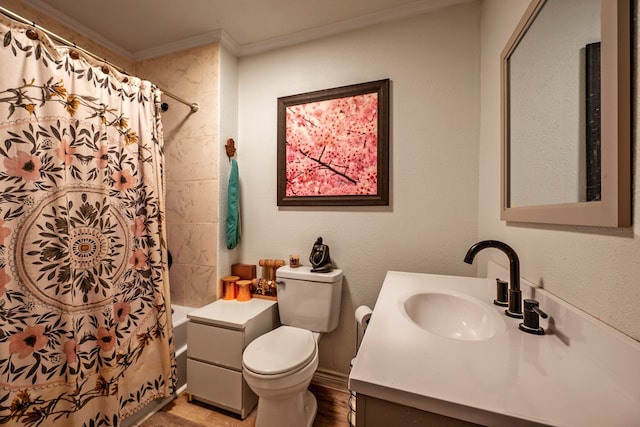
[226,159,241,249]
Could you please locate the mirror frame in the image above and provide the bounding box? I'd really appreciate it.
[501,0,631,227]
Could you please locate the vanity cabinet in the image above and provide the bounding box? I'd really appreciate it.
[186,299,278,419]
[349,266,640,426]
[356,394,482,427]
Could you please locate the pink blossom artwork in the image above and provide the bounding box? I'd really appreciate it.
[285,93,378,197]
[277,79,389,206]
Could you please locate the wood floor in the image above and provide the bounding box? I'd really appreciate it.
[141,382,351,427]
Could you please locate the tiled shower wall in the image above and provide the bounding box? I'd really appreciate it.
[136,45,220,308]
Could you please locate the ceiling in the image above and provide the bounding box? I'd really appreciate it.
[24,0,467,58]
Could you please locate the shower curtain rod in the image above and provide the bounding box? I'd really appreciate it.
[0,5,199,113]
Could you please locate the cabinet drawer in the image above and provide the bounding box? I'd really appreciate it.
[187,358,243,412]
[188,322,243,369]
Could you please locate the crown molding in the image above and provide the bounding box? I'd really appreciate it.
[237,0,469,57]
[132,29,240,61]
[25,0,470,60]
[24,0,133,59]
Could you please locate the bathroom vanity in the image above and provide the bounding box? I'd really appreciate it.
[186,299,279,418]
[349,262,640,426]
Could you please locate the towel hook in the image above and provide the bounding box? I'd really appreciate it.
[225,138,236,161]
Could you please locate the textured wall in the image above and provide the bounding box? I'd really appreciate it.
[236,2,482,375]
[217,46,240,281]
[478,0,640,342]
[508,0,600,206]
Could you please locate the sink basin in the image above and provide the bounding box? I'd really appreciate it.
[403,292,504,341]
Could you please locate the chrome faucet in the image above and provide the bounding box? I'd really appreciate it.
[464,240,523,318]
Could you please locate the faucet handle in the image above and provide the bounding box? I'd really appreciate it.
[494,279,509,307]
[519,299,547,335]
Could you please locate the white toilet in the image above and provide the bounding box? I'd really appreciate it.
[242,265,343,427]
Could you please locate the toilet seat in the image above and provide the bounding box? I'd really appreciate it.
[243,326,317,376]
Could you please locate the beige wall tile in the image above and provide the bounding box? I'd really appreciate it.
[181,265,219,307]
[137,44,220,308]
[166,223,217,267]
[164,136,218,181]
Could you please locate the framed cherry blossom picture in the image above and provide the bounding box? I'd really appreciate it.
[277,79,390,206]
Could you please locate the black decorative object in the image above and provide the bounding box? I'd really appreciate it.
[309,237,333,273]
[585,42,601,202]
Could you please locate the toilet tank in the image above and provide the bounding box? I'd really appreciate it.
[276,266,343,333]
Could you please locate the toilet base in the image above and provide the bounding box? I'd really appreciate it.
[255,389,317,427]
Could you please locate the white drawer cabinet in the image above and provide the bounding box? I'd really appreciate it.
[188,321,244,369]
[187,299,278,419]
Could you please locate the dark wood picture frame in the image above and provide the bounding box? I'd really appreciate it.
[277,79,390,206]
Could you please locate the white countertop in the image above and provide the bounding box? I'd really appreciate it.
[348,268,640,426]
[187,299,277,330]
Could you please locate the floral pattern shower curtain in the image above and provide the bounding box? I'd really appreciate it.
[0,15,175,427]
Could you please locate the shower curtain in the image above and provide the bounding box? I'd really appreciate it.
[0,15,175,427]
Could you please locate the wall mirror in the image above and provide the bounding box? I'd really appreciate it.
[501,0,630,227]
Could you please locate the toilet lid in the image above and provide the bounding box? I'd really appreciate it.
[243,326,317,375]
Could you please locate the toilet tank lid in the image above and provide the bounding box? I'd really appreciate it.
[276,265,342,283]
